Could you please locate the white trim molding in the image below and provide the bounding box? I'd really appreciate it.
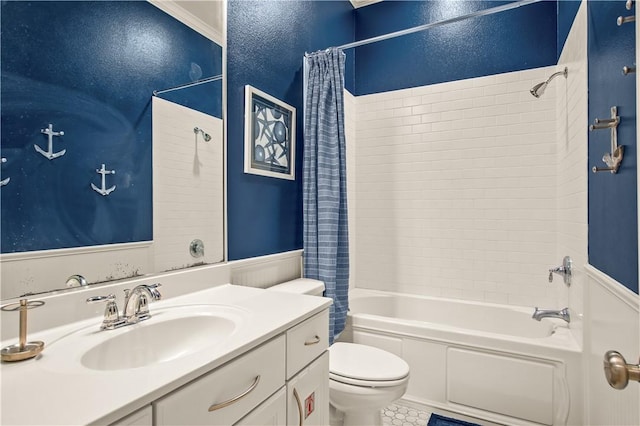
[0,241,151,262]
[148,0,224,46]
[585,264,639,312]
[349,0,384,9]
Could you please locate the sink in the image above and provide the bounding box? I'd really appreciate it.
[42,304,247,372]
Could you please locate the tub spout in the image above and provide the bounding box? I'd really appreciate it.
[532,307,570,323]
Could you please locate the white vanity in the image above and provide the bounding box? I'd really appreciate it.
[0,268,331,426]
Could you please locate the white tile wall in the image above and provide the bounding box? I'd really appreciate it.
[351,67,564,307]
[152,97,224,272]
[556,0,588,347]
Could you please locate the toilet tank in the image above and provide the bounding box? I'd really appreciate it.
[267,278,325,296]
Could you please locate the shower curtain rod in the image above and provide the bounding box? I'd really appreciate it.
[152,75,222,96]
[332,0,542,51]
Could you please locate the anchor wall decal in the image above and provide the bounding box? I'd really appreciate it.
[91,164,116,196]
[0,157,9,187]
[35,123,66,160]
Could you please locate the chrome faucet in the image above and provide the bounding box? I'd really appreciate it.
[86,283,162,330]
[532,307,570,323]
[548,256,572,286]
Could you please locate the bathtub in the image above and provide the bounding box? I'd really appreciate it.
[341,288,583,426]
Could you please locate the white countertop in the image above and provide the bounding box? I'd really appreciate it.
[0,284,331,425]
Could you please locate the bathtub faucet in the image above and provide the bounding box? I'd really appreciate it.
[532,307,570,323]
[548,256,572,286]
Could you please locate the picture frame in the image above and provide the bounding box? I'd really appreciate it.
[244,85,296,180]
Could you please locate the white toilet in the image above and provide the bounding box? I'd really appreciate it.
[268,279,410,426]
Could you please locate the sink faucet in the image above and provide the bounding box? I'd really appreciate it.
[86,283,162,330]
[532,307,570,323]
[123,284,162,323]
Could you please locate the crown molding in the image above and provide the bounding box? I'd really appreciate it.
[148,0,224,46]
[349,0,384,9]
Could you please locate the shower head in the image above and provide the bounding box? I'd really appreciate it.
[530,67,568,98]
[529,81,548,98]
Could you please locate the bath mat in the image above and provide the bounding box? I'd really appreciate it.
[427,413,481,426]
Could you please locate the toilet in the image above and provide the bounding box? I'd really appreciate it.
[268,279,410,426]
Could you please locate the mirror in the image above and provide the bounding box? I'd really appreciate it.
[0,0,225,299]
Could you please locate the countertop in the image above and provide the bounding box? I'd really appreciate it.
[0,284,331,425]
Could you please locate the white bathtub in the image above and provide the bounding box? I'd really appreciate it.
[342,289,583,426]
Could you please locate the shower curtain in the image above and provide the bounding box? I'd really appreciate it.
[303,48,349,344]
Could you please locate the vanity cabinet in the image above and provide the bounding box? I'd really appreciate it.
[152,309,330,426]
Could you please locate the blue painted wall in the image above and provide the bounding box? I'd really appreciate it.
[587,0,638,293]
[1,1,222,253]
[353,0,558,95]
[226,0,355,260]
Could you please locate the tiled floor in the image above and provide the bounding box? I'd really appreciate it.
[381,403,431,426]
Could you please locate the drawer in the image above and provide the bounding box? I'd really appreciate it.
[154,335,286,426]
[286,309,329,379]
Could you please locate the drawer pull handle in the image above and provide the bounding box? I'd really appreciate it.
[304,335,321,346]
[208,375,260,412]
[293,387,304,426]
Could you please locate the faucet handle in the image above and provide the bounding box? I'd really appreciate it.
[86,294,121,330]
[135,293,151,321]
[146,283,162,301]
[86,294,116,304]
[548,256,572,286]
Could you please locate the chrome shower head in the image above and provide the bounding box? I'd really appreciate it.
[530,81,548,98]
[530,67,568,98]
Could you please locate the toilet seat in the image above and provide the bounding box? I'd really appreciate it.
[329,372,409,388]
[329,343,409,388]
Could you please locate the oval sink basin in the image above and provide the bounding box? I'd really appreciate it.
[81,314,237,371]
[42,304,247,372]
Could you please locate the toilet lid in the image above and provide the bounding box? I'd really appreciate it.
[329,343,409,382]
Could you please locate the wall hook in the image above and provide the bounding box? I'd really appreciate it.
[593,145,624,174]
[91,164,116,196]
[591,107,624,174]
[623,65,636,75]
[617,15,635,25]
[194,127,212,142]
[35,123,66,160]
[0,157,10,187]
[627,0,634,10]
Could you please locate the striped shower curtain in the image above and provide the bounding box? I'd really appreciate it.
[303,48,349,344]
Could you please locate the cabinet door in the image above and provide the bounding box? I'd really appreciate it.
[235,387,287,426]
[108,406,152,426]
[286,351,329,426]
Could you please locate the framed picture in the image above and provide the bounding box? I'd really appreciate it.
[244,85,296,180]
